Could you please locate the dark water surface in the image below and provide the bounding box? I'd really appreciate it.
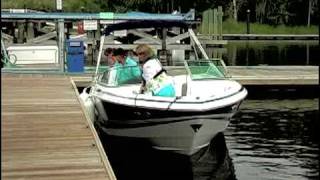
[208,40,320,66]
[96,98,318,180]
[226,99,319,180]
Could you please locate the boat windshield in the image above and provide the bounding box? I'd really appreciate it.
[98,65,142,86]
[185,59,227,80]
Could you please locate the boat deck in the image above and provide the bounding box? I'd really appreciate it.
[1,73,116,180]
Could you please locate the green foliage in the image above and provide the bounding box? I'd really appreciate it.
[222,18,319,34]
[63,0,102,12]
[1,0,319,26]
[2,0,104,12]
[2,0,55,11]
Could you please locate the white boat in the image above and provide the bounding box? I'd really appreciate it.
[85,18,247,155]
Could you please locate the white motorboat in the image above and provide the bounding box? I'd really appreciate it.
[84,16,247,155]
[88,61,247,155]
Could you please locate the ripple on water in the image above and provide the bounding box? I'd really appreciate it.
[226,99,319,180]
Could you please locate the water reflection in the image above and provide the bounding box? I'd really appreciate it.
[207,40,320,66]
[97,129,237,180]
[96,98,318,180]
[226,99,319,180]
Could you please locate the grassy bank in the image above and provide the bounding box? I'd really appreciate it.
[222,19,319,34]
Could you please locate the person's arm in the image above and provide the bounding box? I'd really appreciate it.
[127,58,142,78]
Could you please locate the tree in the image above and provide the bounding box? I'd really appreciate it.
[255,0,267,23]
[307,0,318,26]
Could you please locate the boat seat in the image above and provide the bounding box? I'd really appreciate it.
[181,83,187,96]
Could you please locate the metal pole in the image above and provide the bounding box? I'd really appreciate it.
[188,28,209,59]
[94,35,105,82]
[246,9,250,34]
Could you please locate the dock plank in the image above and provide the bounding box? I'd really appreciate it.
[228,66,318,85]
[1,74,116,180]
[69,66,319,87]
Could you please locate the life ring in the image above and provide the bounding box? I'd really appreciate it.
[8,54,17,64]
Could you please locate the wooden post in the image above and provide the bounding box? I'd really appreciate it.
[201,10,209,35]
[17,21,25,43]
[209,9,214,36]
[88,44,93,65]
[56,0,65,72]
[13,22,18,43]
[92,31,97,65]
[58,19,65,72]
[218,48,223,59]
[160,28,168,65]
[207,47,213,58]
[94,20,101,64]
[96,20,101,38]
[36,22,42,35]
[213,8,218,41]
[218,6,223,40]
[213,50,218,58]
[162,27,167,51]
[26,21,35,41]
[200,11,204,34]
[87,31,94,65]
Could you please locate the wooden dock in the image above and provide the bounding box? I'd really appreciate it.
[1,73,116,180]
[71,66,319,87]
[227,66,318,85]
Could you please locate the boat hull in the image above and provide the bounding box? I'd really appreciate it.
[95,99,242,155]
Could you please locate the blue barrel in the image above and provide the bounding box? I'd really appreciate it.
[66,40,84,72]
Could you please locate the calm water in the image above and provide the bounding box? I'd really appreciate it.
[207,40,320,66]
[96,98,319,180]
[226,99,319,180]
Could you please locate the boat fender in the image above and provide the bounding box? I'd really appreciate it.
[79,88,96,122]
[94,98,109,122]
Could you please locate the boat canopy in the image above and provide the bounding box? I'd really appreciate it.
[1,9,195,21]
[103,20,189,35]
